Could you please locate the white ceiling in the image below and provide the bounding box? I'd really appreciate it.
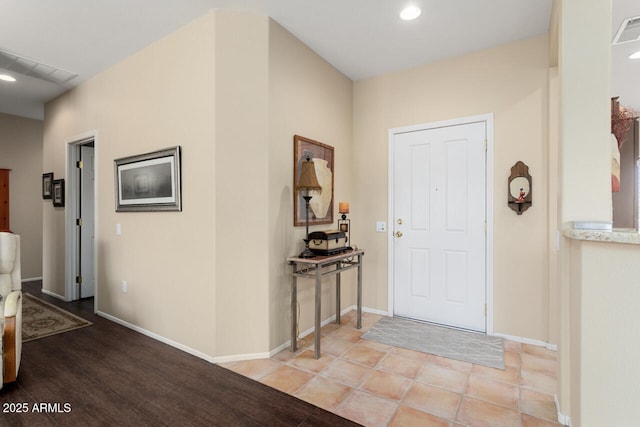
[13,0,640,122]
[0,0,555,120]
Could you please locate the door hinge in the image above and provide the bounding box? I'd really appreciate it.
[76,275,83,285]
[484,139,488,151]
[76,218,83,226]
[76,160,83,169]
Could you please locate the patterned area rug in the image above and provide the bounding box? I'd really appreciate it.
[22,293,92,342]
[363,316,504,369]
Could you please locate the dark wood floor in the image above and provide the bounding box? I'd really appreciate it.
[0,282,361,426]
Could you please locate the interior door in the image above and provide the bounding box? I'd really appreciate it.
[79,144,95,298]
[392,121,487,331]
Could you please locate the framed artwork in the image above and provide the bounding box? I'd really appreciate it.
[114,146,182,212]
[293,135,334,226]
[52,179,65,207]
[42,172,54,199]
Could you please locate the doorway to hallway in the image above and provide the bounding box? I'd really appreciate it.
[65,133,97,304]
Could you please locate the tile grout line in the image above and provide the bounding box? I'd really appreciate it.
[453,364,472,425]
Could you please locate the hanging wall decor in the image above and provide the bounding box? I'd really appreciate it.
[52,179,65,208]
[42,172,54,199]
[114,146,182,212]
[507,161,532,215]
[293,135,334,226]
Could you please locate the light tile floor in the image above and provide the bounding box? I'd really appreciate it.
[221,312,562,427]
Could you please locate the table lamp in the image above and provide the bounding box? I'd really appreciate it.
[296,157,322,258]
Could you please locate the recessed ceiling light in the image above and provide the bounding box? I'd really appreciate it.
[630,50,640,59]
[0,74,16,82]
[400,6,422,21]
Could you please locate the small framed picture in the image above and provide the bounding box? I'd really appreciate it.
[42,172,54,199]
[52,179,65,208]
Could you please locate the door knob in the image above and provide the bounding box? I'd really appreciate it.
[395,231,403,238]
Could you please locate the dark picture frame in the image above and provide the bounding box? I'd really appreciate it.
[42,172,54,199]
[293,135,334,226]
[52,179,65,207]
[114,146,182,212]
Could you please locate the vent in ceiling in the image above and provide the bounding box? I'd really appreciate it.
[613,16,640,45]
[0,50,77,85]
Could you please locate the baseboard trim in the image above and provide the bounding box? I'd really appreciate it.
[554,394,572,426]
[213,351,274,364]
[22,277,43,283]
[362,306,389,317]
[269,341,291,358]
[493,332,557,351]
[97,311,273,365]
[96,306,386,365]
[40,288,69,302]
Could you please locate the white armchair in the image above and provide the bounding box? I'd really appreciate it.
[0,232,21,386]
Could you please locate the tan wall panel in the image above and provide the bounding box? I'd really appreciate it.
[44,13,217,355]
[354,35,551,341]
[0,113,43,279]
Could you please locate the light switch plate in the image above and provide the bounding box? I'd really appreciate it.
[376,221,386,232]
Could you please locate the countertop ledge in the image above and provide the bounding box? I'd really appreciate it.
[563,228,640,245]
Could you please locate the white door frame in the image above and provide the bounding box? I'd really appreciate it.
[65,130,99,311]
[387,114,494,335]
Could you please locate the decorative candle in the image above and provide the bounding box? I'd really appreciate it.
[339,202,349,214]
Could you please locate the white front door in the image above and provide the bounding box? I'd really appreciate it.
[392,121,487,331]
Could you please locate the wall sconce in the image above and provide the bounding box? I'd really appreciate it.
[296,157,322,257]
[508,161,532,215]
[338,202,351,248]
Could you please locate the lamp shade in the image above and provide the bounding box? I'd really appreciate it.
[296,158,322,192]
[339,202,349,214]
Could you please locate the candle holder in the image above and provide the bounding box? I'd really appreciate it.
[338,202,351,249]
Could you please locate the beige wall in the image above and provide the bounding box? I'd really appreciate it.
[568,239,640,425]
[353,36,551,342]
[213,12,271,357]
[0,113,43,279]
[42,11,354,359]
[558,0,612,224]
[555,0,613,424]
[45,13,218,355]
[268,20,354,347]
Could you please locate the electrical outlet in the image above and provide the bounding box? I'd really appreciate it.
[121,280,127,293]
